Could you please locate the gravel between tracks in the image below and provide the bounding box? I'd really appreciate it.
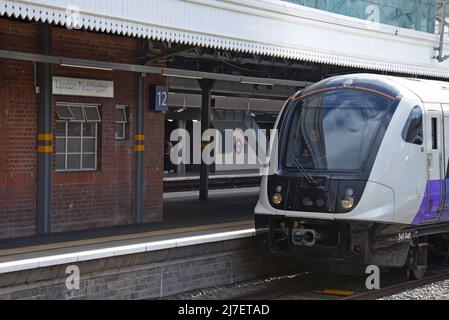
[381,279,449,300]
[163,273,306,300]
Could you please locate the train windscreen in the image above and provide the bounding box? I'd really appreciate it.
[285,89,391,171]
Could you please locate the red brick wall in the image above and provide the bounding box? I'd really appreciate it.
[0,18,164,238]
[0,20,38,239]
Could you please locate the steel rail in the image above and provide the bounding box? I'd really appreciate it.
[229,271,449,300]
[230,282,312,300]
[342,271,449,300]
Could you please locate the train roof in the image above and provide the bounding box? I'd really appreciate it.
[298,74,449,105]
[387,76,449,105]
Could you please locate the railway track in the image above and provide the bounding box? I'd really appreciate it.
[230,273,360,300]
[230,269,449,300]
[343,270,449,300]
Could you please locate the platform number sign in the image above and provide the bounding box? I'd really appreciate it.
[150,85,168,112]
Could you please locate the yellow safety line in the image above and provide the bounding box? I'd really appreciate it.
[135,134,145,141]
[38,134,53,141]
[134,145,145,152]
[37,146,53,153]
[0,220,254,258]
[317,289,354,297]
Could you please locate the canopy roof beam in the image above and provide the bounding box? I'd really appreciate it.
[0,49,311,88]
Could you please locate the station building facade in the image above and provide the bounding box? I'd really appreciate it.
[0,17,165,239]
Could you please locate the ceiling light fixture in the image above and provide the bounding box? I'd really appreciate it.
[60,63,113,71]
[241,80,274,86]
[162,72,202,80]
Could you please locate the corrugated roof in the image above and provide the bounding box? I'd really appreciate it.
[2,0,449,78]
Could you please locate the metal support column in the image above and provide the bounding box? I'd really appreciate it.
[133,72,145,223]
[133,39,147,224]
[36,24,53,234]
[435,0,449,62]
[198,79,214,200]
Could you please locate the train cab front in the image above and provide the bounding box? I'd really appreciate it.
[255,75,403,267]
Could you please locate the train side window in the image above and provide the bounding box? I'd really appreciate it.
[402,106,423,146]
[432,118,437,150]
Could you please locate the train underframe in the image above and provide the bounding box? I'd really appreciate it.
[255,215,449,279]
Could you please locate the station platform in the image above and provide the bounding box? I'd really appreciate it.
[0,187,260,273]
[164,170,262,192]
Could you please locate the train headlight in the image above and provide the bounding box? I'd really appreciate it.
[341,196,355,210]
[272,193,283,205]
[336,184,363,213]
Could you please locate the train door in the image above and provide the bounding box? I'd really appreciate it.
[439,106,449,221]
[423,104,444,222]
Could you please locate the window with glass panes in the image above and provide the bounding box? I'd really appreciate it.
[282,0,436,33]
[114,106,128,140]
[55,104,101,172]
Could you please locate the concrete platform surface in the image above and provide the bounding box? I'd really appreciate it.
[0,188,260,273]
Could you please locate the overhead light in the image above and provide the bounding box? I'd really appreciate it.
[175,107,187,113]
[246,102,256,118]
[175,98,188,113]
[167,119,174,122]
[241,80,274,86]
[162,72,202,80]
[250,97,270,101]
[60,63,113,71]
[192,120,199,123]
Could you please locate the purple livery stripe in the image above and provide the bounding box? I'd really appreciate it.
[412,180,449,225]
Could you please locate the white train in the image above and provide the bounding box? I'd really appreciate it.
[255,74,449,279]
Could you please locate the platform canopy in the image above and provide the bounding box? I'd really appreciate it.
[2,0,449,78]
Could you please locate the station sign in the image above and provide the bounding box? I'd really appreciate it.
[150,85,168,113]
[53,77,114,98]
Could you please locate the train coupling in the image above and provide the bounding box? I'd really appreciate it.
[292,228,321,247]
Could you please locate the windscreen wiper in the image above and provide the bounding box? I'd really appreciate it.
[288,151,317,185]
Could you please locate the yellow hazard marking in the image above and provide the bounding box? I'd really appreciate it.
[38,134,53,141]
[135,134,145,141]
[134,145,145,152]
[37,146,53,153]
[318,289,354,297]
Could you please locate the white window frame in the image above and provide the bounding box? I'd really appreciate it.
[84,105,102,122]
[55,103,101,172]
[55,105,75,121]
[67,105,86,122]
[114,105,128,140]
